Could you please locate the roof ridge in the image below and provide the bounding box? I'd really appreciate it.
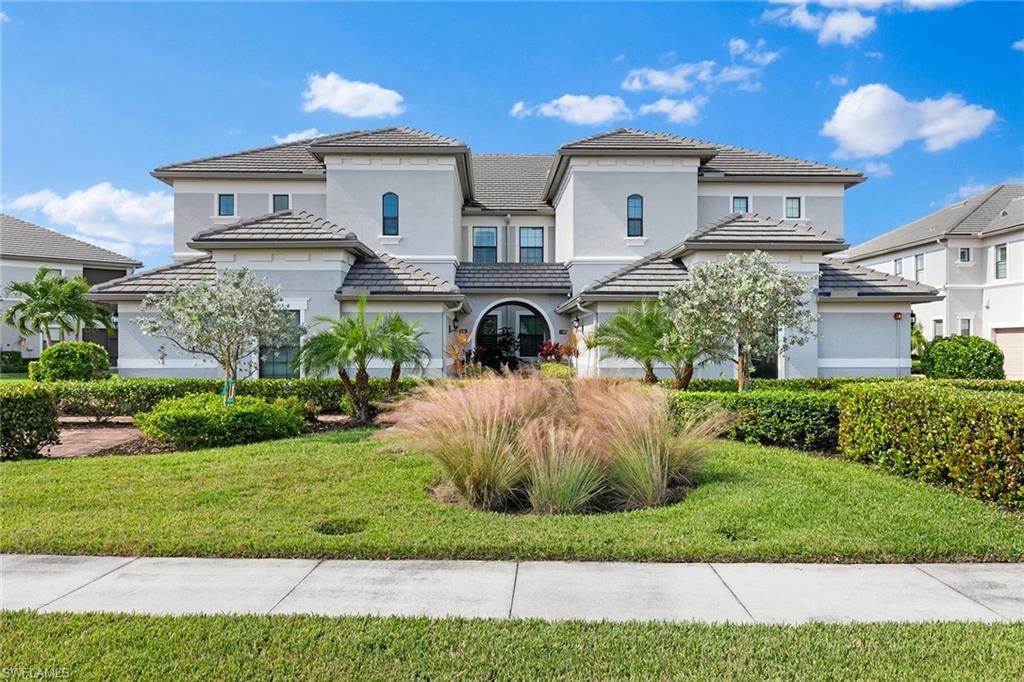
[375,252,459,292]
[90,255,211,293]
[947,184,1006,234]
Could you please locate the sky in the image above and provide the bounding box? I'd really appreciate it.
[2,1,1023,268]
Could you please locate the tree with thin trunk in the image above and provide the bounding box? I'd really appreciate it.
[589,300,671,384]
[137,268,300,402]
[3,268,111,347]
[379,314,431,397]
[661,250,818,391]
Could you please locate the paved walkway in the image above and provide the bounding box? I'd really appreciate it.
[3,555,1022,623]
[41,427,142,458]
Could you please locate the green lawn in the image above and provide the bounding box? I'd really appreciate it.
[3,429,1021,561]
[0,372,28,381]
[2,611,1022,681]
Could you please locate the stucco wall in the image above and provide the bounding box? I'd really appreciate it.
[2,259,90,358]
[696,182,846,236]
[817,302,912,377]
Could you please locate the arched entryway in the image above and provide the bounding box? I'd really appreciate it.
[470,298,554,370]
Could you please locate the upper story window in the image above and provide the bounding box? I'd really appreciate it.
[732,196,749,213]
[519,227,544,263]
[382,192,399,236]
[958,247,972,263]
[785,197,802,219]
[272,194,290,212]
[914,253,925,281]
[473,227,497,263]
[626,194,644,237]
[217,194,235,217]
[995,243,1008,279]
[893,258,902,276]
[959,318,972,336]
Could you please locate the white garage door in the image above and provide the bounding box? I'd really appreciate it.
[993,328,1024,380]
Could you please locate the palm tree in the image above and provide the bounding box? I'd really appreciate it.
[3,268,111,346]
[589,300,670,384]
[294,296,386,424]
[911,322,927,357]
[379,315,431,397]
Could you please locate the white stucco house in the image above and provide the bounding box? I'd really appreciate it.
[845,184,1023,379]
[87,127,940,380]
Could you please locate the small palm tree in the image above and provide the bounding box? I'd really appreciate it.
[911,322,927,357]
[379,315,431,397]
[589,300,670,383]
[295,296,385,423]
[3,268,111,346]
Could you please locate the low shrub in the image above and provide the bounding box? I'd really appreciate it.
[523,423,605,514]
[135,393,304,449]
[671,390,840,451]
[920,335,1005,380]
[1,350,28,374]
[839,382,1024,508]
[0,383,60,460]
[682,377,906,392]
[33,341,110,381]
[932,379,1024,394]
[538,363,576,379]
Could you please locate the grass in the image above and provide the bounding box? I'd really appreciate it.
[0,372,28,381]
[2,611,1022,681]
[2,429,1022,561]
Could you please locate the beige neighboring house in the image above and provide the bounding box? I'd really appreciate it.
[0,214,141,364]
[845,184,1024,379]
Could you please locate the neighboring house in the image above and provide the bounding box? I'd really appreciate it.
[845,184,1023,379]
[88,127,939,379]
[1,213,141,363]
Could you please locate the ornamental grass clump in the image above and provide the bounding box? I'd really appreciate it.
[388,373,731,513]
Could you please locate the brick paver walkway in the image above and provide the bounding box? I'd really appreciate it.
[42,427,142,458]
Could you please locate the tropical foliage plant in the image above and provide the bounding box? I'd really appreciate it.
[379,315,431,397]
[3,268,112,346]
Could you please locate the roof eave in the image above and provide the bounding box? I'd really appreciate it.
[817,293,944,304]
[845,235,949,263]
[698,173,865,188]
[151,170,325,185]
[462,206,555,216]
[674,241,849,256]
[458,287,570,295]
[186,239,374,256]
[0,253,142,269]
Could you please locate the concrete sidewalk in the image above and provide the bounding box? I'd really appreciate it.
[2,554,1022,624]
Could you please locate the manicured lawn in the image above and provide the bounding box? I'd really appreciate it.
[2,430,1022,561]
[0,373,28,381]
[2,611,1022,681]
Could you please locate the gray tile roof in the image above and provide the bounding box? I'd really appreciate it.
[581,251,689,297]
[88,257,215,299]
[699,143,863,179]
[311,127,465,149]
[1,214,142,267]
[847,184,1024,261]
[467,154,552,211]
[153,138,325,175]
[190,209,359,244]
[340,253,459,296]
[679,213,846,252]
[455,262,571,291]
[818,259,940,300]
[561,128,719,154]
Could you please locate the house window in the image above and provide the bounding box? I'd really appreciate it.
[472,227,497,263]
[732,196,749,213]
[518,315,545,357]
[519,227,544,263]
[382,192,399,236]
[217,194,235,217]
[785,197,802,219]
[627,194,643,237]
[933,319,944,338]
[272,194,290,212]
[893,258,902,276]
[958,247,971,263]
[259,310,300,379]
[959,318,971,337]
[914,254,925,281]
[995,243,1008,279]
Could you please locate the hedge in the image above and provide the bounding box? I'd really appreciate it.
[539,363,577,379]
[839,382,1024,508]
[1,350,28,374]
[47,376,422,420]
[920,335,1005,380]
[671,390,839,451]
[135,393,305,449]
[681,377,908,392]
[32,341,110,381]
[0,383,60,460]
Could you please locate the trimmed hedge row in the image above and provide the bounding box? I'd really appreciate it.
[671,390,839,451]
[1,350,28,374]
[136,393,305,449]
[681,377,907,393]
[839,382,1024,508]
[0,383,60,460]
[46,377,422,420]
[933,379,1024,394]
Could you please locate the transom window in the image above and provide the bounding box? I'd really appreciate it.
[627,194,644,237]
[519,227,544,263]
[272,194,290,212]
[995,243,1008,279]
[732,196,749,213]
[217,194,235,217]
[959,318,972,337]
[259,310,300,379]
[382,192,399,236]
[893,258,902,276]
[958,247,971,263]
[914,254,925,281]
[473,227,497,263]
[785,197,802,219]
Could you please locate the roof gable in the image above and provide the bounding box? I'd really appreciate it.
[0,214,141,268]
[310,127,466,150]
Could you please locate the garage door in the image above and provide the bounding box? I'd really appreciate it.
[993,328,1024,380]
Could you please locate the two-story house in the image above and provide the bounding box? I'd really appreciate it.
[88,127,940,379]
[845,184,1023,379]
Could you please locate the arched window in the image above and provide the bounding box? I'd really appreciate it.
[382,192,399,236]
[627,194,643,237]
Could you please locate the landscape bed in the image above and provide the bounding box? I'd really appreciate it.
[2,430,1021,562]
[2,611,1021,681]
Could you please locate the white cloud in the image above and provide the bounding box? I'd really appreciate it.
[829,74,849,86]
[611,53,627,63]
[272,128,321,144]
[511,95,631,125]
[622,60,761,93]
[865,50,885,59]
[729,38,750,57]
[10,183,173,257]
[0,11,10,22]
[638,97,708,124]
[763,4,876,45]
[301,72,405,118]
[745,39,782,66]
[949,181,987,201]
[821,83,997,157]
[864,161,893,177]
[1013,39,1024,51]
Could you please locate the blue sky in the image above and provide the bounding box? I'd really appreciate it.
[3,1,1022,267]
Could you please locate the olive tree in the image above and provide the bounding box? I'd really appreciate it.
[137,268,301,399]
[661,251,818,391]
